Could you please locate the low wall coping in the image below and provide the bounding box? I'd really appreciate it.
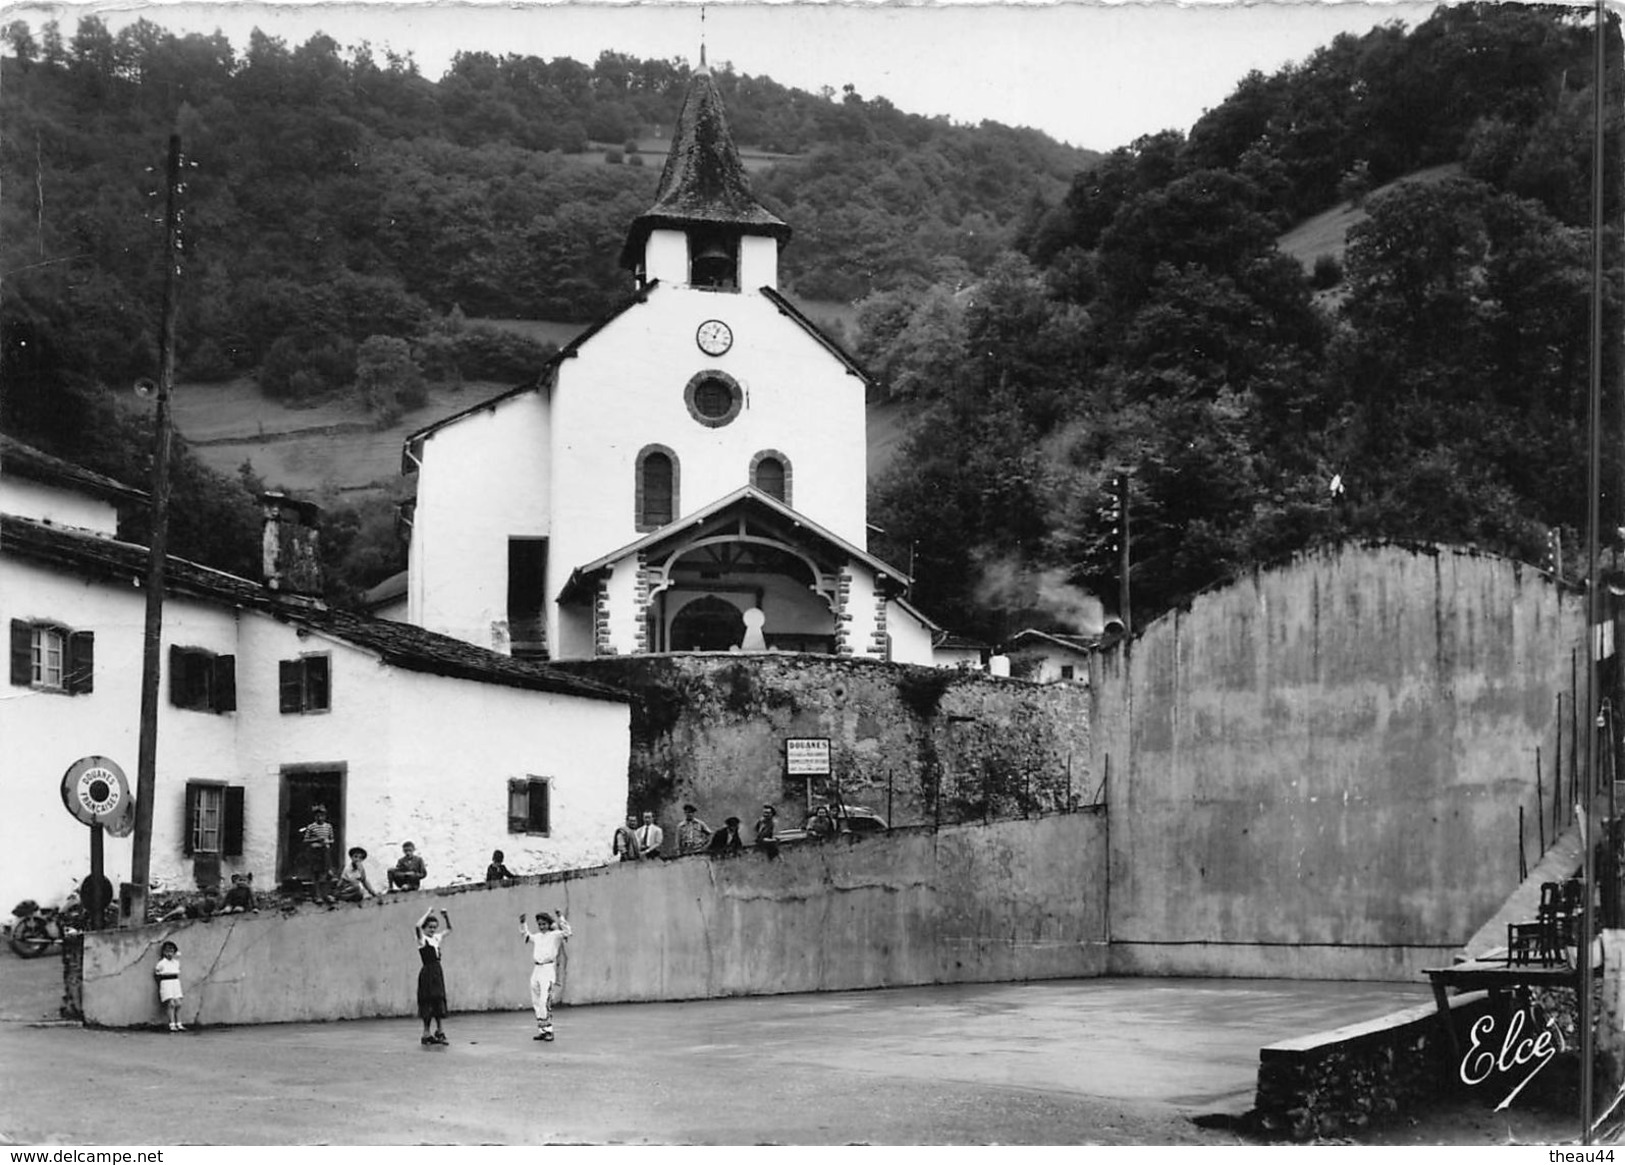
[1261,989,1490,1059]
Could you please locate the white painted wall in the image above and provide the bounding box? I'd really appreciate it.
[0,476,120,534]
[886,601,936,665]
[409,392,552,650]
[2,550,630,914]
[0,558,239,911]
[739,234,779,289]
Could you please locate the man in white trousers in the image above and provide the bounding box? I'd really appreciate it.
[520,910,571,1041]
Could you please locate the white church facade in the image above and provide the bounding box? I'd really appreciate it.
[401,63,947,665]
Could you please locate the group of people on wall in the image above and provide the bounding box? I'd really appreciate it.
[612,802,782,861]
[297,805,428,905]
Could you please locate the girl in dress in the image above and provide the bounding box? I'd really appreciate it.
[154,941,184,1031]
[415,907,452,1045]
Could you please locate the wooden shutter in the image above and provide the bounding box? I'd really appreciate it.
[168,645,185,705]
[214,656,237,713]
[222,786,245,857]
[279,659,301,712]
[507,778,528,833]
[306,655,330,710]
[67,631,94,695]
[528,778,550,834]
[10,620,32,686]
[182,782,200,856]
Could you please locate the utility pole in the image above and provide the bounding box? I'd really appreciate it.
[1578,0,1607,1141]
[1117,470,1132,637]
[128,133,184,929]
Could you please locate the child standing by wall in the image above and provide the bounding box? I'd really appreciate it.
[415,907,452,1045]
[154,941,184,1031]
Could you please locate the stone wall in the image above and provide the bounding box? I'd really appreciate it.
[549,654,1092,846]
[80,812,1108,1027]
[1096,542,1591,982]
[1254,991,1495,1140]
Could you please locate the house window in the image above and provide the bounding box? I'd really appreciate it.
[183,782,244,856]
[278,654,331,714]
[507,776,551,835]
[749,449,792,504]
[9,619,93,694]
[170,646,236,713]
[1060,665,1076,681]
[636,445,679,530]
[683,370,743,428]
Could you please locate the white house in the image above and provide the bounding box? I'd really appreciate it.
[1,437,631,913]
[400,62,943,664]
[1001,629,1098,684]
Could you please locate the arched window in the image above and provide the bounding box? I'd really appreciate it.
[750,449,792,505]
[636,445,679,530]
[670,595,746,652]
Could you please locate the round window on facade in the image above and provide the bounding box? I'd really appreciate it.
[684,370,743,428]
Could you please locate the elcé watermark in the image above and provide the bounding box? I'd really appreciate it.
[1459,994,1567,1110]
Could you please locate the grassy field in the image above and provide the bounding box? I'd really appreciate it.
[1276,162,1462,271]
[171,300,866,497]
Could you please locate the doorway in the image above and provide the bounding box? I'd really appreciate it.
[277,765,345,889]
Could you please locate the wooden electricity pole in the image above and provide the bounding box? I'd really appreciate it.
[128,133,183,929]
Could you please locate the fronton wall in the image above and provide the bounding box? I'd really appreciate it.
[1095,542,1590,981]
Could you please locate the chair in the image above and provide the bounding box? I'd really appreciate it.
[1507,920,1548,965]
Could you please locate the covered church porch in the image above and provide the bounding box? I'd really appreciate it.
[558,486,910,659]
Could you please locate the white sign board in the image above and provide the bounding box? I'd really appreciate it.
[785,738,831,776]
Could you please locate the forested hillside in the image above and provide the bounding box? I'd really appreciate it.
[2,5,1621,637]
[0,14,1090,600]
[862,2,1624,640]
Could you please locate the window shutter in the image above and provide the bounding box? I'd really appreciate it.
[507,778,528,833]
[279,660,300,713]
[168,645,184,705]
[223,786,245,857]
[67,631,94,695]
[10,620,32,686]
[529,778,550,834]
[215,655,237,713]
[182,782,199,856]
[307,656,330,710]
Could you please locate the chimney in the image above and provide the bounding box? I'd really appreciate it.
[261,492,323,597]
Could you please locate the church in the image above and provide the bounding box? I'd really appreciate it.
[399,60,953,666]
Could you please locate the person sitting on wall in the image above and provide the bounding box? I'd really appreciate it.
[707,816,744,855]
[486,850,518,885]
[753,804,779,859]
[806,806,836,841]
[388,841,427,891]
[335,847,380,903]
[218,873,258,913]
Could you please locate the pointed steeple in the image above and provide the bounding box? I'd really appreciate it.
[619,63,789,271]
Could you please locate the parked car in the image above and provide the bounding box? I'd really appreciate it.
[777,804,889,844]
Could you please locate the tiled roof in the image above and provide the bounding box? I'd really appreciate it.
[0,514,628,703]
[1003,628,1102,654]
[619,66,790,269]
[0,434,148,507]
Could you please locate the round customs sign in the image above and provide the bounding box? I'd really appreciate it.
[61,756,133,834]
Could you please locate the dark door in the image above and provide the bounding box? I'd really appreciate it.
[278,768,344,888]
